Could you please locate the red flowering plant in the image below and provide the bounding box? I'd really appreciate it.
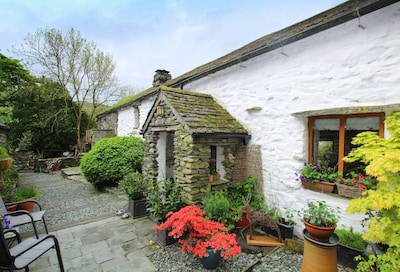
[154,205,241,260]
[336,171,377,190]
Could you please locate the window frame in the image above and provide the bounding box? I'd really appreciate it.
[308,112,384,173]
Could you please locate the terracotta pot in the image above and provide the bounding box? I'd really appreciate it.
[18,197,37,213]
[304,220,336,243]
[6,204,18,212]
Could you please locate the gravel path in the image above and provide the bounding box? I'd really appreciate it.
[18,170,127,231]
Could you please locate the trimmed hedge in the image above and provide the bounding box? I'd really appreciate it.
[80,136,144,186]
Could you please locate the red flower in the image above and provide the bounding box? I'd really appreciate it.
[154,205,241,260]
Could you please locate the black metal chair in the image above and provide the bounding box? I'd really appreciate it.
[0,227,64,272]
[0,195,48,238]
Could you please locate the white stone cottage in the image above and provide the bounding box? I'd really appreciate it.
[97,0,400,236]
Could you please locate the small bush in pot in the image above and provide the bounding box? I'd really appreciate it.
[202,189,241,231]
[335,228,367,269]
[16,185,40,201]
[119,171,145,200]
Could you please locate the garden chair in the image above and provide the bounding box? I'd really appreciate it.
[0,227,64,271]
[0,195,48,238]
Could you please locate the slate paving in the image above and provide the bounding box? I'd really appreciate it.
[16,168,157,272]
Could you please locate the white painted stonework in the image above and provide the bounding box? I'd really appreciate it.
[178,3,400,236]
[111,3,400,236]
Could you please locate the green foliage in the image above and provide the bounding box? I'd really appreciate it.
[298,200,340,227]
[344,112,400,271]
[15,185,40,201]
[0,166,20,202]
[202,189,241,231]
[335,228,367,251]
[118,171,145,200]
[0,146,9,159]
[297,162,338,183]
[145,178,181,219]
[80,136,144,186]
[227,176,265,211]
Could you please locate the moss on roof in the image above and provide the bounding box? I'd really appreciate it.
[160,86,247,135]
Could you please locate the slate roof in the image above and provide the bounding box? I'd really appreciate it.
[97,0,397,117]
[142,87,248,137]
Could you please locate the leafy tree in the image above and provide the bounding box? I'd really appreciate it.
[13,27,121,151]
[344,112,400,271]
[0,52,33,123]
[8,77,82,155]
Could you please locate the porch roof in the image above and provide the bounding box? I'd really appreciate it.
[142,87,249,140]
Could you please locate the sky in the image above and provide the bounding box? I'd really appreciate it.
[0,0,345,91]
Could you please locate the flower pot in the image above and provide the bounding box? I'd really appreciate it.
[17,197,37,213]
[128,198,149,218]
[0,158,12,171]
[199,248,221,269]
[336,183,365,198]
[337,244,364,269]
[262,220,294,240]
[302,181,336,193]
[6,204,18,212]
[156,219,178,246]
[235,210,250,229]
[301,229,340,272]
[304,220,336,243]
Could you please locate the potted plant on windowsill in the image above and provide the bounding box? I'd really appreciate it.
[298,200,340,243]
[335,228,368,269]
[118,171,148,218]
[336,171,377,199]
[208,158,220,182]
[146,178,182,246]
[296,162,338,193]
[154,205,242,269]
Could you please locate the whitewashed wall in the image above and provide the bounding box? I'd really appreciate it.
[117,95,156,137]
[181,3,400,236]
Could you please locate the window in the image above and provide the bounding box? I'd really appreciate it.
[309,113,384,174]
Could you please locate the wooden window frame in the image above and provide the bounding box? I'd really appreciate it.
[308,112,384,173]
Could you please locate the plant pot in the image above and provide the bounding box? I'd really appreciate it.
[199,248,221,269]
[0,158,12,171]
[128,198,149,218]
[156,219,178,246]
[17,197,37,212]
[301,229,340,272]
[302,181,336,193]
[337,244,364,269]
[6,204,17,212]
[235,210,250,229]
[303,220,336,243]
[336,183,365,198]
[262,220,294,240]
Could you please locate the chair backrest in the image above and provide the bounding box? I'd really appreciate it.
[0,195,7,215]
[0,224,13,269]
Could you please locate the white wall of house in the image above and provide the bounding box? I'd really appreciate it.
[117,95,156,137]
[180,3,400,235]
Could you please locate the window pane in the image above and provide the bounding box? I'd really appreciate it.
[344,117,379,173]
[313,119,339,167]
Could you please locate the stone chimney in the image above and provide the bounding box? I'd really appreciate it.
[152,69,171,87]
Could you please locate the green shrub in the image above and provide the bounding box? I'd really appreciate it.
[202,189,241,231]
[0,166,21,202]
[16,185,40,201]
[0,146,9,159]
[146,178,181,219]
[227,176,265,211]
[119,171,145,200]
[80,136,144,186]
[335,228,367,251]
